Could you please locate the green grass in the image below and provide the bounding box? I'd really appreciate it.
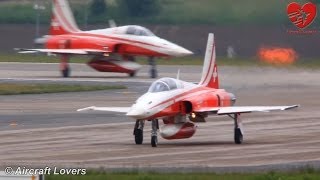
[0,4,43,24]
[0,53,87,63]
[0,83,126,95]
[151,0,306,25]
[2,53,320,69]
[136,56,260,66]
[0,0,313,25]
[45,169,320,180]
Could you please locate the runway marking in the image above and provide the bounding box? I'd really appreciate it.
[0,62,78,65]
[9,122,17,127]
[116,91,138,94]
[79,139,320,163]
[0,122,134,135]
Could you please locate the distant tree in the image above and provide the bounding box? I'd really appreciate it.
[119,0,161,17]
[90,0,107,16]
[310,0,320,4]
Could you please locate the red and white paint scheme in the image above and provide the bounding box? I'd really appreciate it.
[78,33,299,147]
[17,0,193,78]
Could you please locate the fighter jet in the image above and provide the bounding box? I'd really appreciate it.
[16,0,192,78]
[78,33,299,147]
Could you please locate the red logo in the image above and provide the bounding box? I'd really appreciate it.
[287,2,317,29]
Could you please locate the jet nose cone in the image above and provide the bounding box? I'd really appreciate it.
[162,39,193,57]
[174,46,194,57]
[181,48,194,56]
[126,107,146,119]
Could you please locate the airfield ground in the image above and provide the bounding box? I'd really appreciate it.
[0,63,319,172]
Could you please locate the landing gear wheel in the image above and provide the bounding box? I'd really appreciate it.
[151,136,158,147]
[61,67,70,78]
[128,56,136,62]
[234,128,243,144]
[60,55,70,78]
[228,113,244,144]
[133,120,144,145]
[151,119,159,147]
[134,129,143,144]
[150,69,157,79]
[129,71,136,77]
[149,57,158,79]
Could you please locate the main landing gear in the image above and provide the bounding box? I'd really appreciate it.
[60,55,71,78]
[149,57,157,79]
[133,119,159,147]
[228,113,244,144]
[133,120,144,144]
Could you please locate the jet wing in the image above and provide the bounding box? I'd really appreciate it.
[15,48,110,55]
[194,105,299,115]
[77,106,131,113]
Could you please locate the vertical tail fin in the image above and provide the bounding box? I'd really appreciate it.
[199,33,219,89]
[49,0,80,35]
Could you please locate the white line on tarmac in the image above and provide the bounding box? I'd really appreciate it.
[0,77,153,83]
[0,122,134,135]
[0,62,76,65]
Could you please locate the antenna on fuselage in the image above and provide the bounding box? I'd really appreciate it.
[176,69,180,80]
[108,19,117,28]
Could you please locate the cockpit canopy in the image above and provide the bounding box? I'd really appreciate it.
[125,26,155,36]
[90,25,156,37]
[148,78,180,93]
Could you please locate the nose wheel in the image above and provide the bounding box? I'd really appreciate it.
[133,120,144,144]
[151,119,159,147]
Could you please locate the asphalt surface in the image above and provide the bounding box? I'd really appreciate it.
[0,62,319,172]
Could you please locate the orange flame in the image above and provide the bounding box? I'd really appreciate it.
[258,47,298,65]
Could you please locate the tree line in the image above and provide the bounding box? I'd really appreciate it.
[90,0,161,17]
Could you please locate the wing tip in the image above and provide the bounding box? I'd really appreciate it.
[77,106,96,112]
[283,104,300,110]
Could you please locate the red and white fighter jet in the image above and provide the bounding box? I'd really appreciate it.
[17,0,192,78]
[78,33,299,147]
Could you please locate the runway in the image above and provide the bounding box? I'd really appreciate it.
[0,62,320,172]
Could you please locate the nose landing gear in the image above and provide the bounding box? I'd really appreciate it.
[133,119,159,147]
[151,119,159,147]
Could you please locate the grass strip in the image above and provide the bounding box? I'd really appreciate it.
[45,169,320,180]
[0,83,126,95]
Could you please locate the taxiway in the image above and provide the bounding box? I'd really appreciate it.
[0,62,319,172]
